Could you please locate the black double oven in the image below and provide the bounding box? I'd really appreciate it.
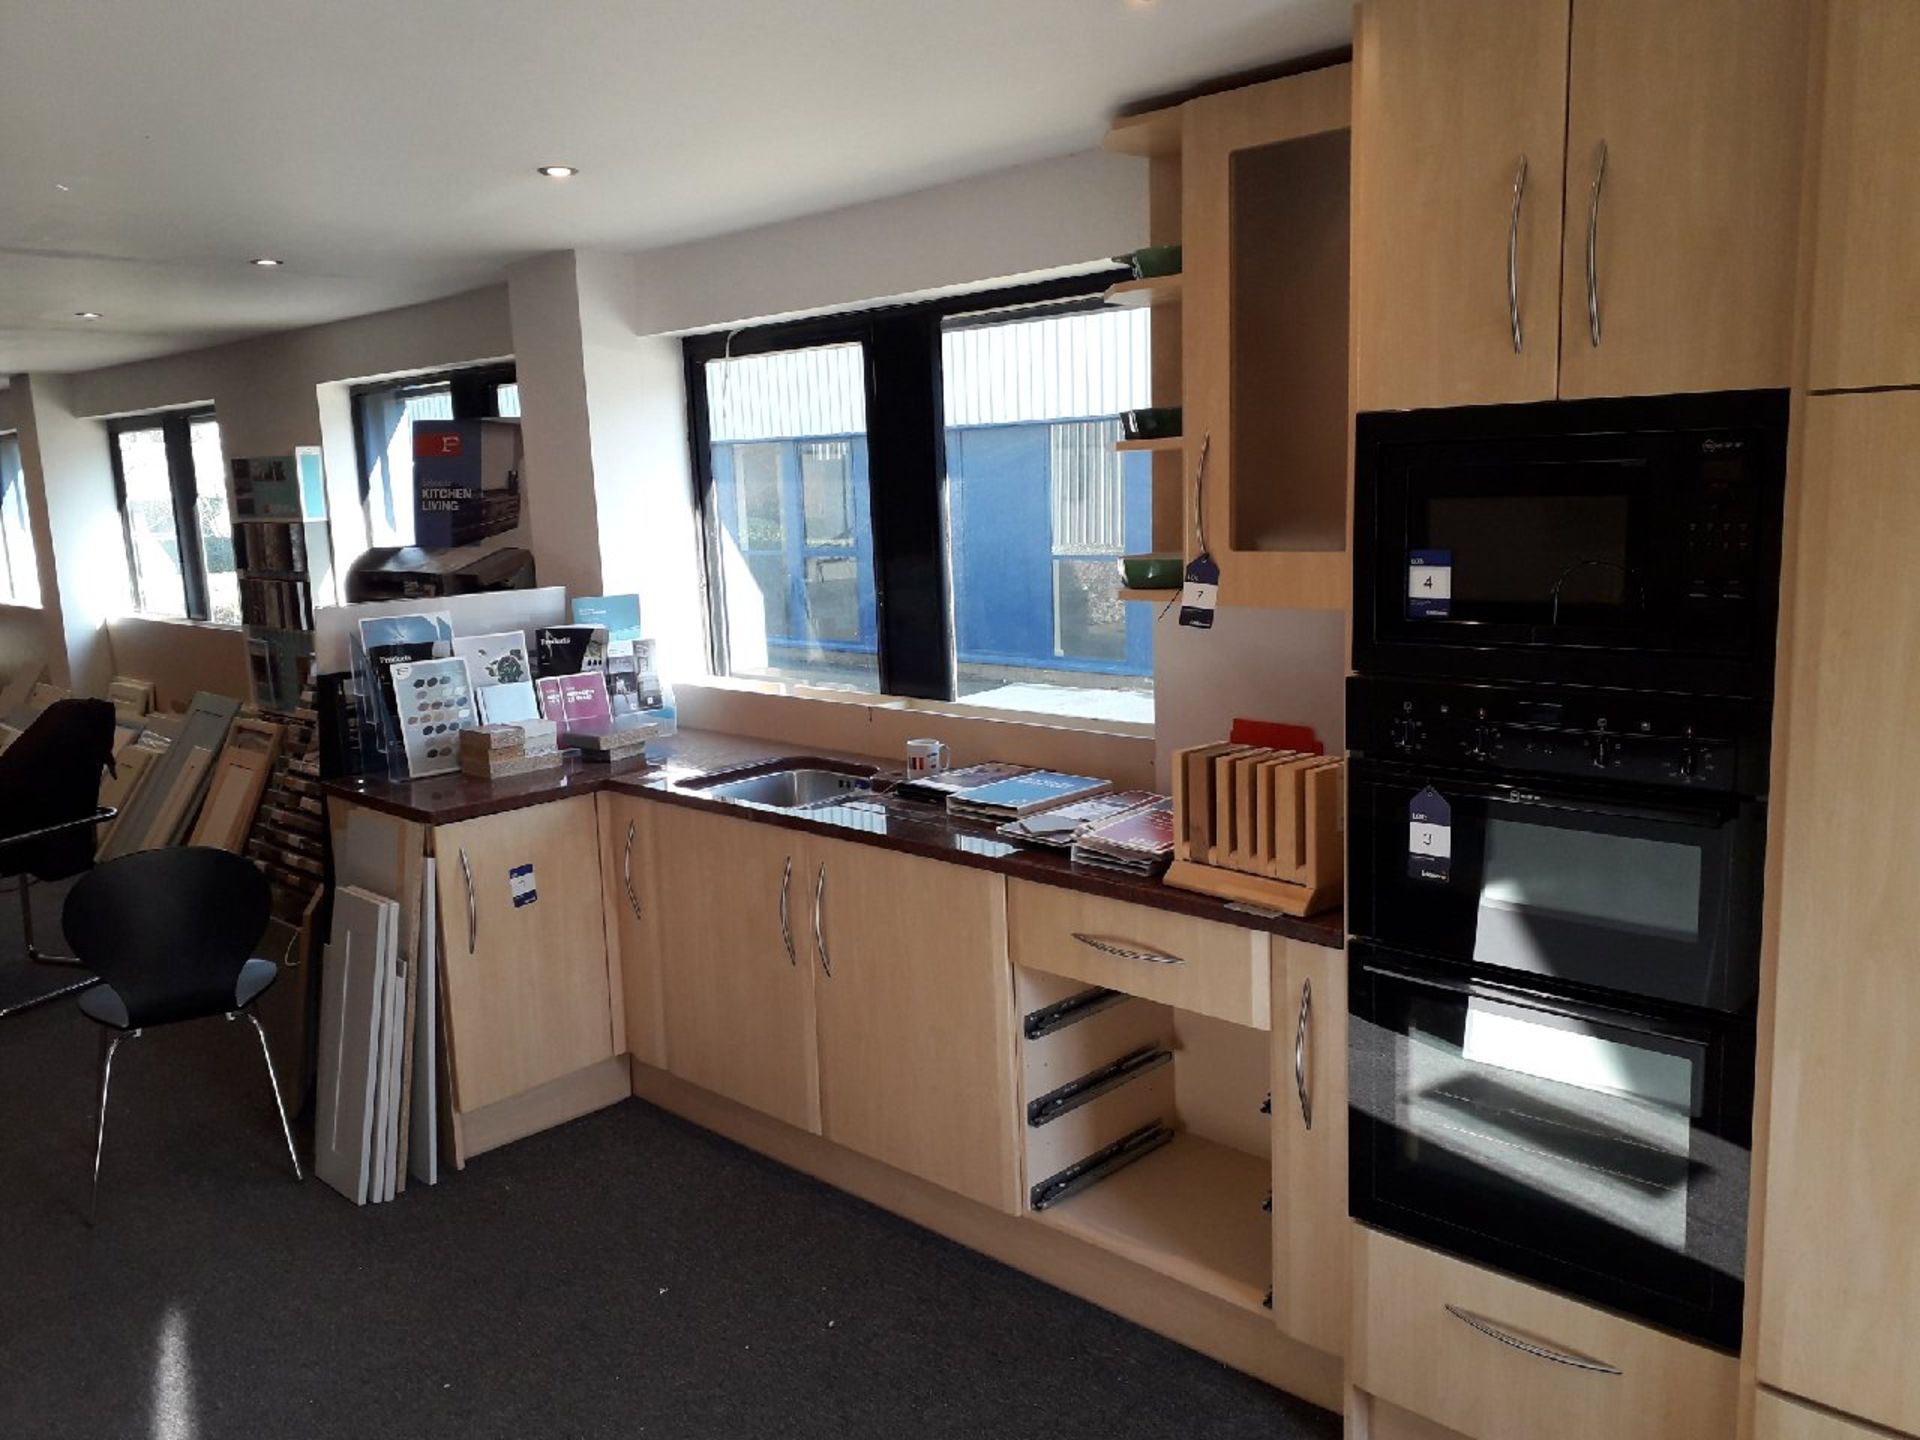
[1346,390,1787,1352]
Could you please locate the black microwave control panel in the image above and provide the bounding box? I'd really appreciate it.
[1348,676,1771,794]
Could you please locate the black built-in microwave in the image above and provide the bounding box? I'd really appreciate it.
[1353,390,1789,698]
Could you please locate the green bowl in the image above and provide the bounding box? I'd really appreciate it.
[1121,244,1184,280]
[1119,553,1183,590]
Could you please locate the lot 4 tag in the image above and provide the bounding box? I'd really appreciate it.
[1408,786,1452,883]
[1408,548,1452,619]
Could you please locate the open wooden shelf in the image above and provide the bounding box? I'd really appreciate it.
[1105,274,1184,309]
[1105,107,1182,158]
[1115,435,1185,454]
[1118,587,1181,603]
[1034,1131,1272,1315]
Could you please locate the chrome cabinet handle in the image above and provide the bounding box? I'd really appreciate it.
[1585,141,1608,347]
[1190,432,1212,557]
[813,863,831,978]
[1444,1305,1621,1375]
[459,847,476,955]
[779,856,797,967]
[622,819,642,922]
[1294,977,1313,1131]
[1507,155,1528,355]
[1071,933,1186,966]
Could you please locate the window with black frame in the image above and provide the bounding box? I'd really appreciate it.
[684,276,1154,723]
[352,362,517,547]
[109,409,236,624]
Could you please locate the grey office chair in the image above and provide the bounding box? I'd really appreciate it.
[63,847,303,1220]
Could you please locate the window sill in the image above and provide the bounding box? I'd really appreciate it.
[0,598,45,613]
[676,674,1153,741]
[114,613,244,635]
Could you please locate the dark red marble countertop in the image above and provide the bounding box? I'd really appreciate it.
[322,729,1344,949]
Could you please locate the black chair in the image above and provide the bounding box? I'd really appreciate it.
[64,847,303,1218]
[0,698,118,1014]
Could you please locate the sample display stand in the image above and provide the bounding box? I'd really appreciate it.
[1162,743,1343,916]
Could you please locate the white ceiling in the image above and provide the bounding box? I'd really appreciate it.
[0,0,1351,376]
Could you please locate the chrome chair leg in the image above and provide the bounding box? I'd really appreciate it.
[243,1011,303,1181]
[90,1029,129,1224]
[19,875,83,967]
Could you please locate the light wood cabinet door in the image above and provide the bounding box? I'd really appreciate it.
[1557,0,1810,399]
[1352,1228,1738,1440]
[808,834,1020,1212]
[435,797,617,1112]
[1754,1390,1892,1440]
[1352,0,1570,412]
[1270,938,1347,1357]
[599,792,661,1069]
[651,804,820,1133]
[1805,0,1920,391]
[1757,392,1920,1436]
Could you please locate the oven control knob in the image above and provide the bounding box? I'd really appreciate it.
[1591,732,1618,768]
[1390,717,1424,752]
[1677,743,1708,780]
[1466,722,1503,760]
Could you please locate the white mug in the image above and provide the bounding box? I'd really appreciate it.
[906,737,952,775]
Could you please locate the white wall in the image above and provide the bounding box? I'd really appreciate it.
[13,372,132,693]
[629,149,1148,336]
[506,252,601,600]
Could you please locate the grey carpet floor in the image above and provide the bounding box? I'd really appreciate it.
[0,882,1339,1440]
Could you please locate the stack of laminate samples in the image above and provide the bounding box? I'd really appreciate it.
[459,719,561,780]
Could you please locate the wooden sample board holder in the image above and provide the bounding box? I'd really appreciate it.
[1163,743,1343,916]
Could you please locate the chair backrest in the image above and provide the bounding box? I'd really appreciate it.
[63,848,271,1026]
[0,697,117,880]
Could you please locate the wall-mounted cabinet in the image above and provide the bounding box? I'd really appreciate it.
[1109,64,1352,611]
[1353,0,1809,412]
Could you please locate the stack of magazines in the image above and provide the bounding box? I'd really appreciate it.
[1071,799,1177,876]
[893,761,1031,805]
[997,789,1164,848]
[947,770,1112,823]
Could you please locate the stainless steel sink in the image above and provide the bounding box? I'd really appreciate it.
[698,766,875,810]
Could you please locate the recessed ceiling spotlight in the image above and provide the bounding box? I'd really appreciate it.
[536,164,579,178]
[251,257,283,267]
[75,311,102,320]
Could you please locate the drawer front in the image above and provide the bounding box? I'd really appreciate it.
[1007,880,1270,1028]
[1755,1391,1893,1440]
[1353,1229,1738,1440]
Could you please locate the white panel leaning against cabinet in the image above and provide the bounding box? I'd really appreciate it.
[314,887,398,1207]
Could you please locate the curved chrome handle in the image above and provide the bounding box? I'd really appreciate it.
[1585,141,1608,347]
[1071,933,1186,967]
[1507,155,1528,355]
[812,863,831,978]
[458,847,475,956]
[622,819,642,922]
[1294,977,1313,1131]
[1444,1305,1621,1375]
[1190,432,1212,557]
[779,856,797,967]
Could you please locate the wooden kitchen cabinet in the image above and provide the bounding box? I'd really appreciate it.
[1354,0,1807,410]
[806,834,1020,1211]
[1556,0,1809,399]
[650,803,821,1133]
[1351,0,1570,413]
[1804,0,1920,391]
[434,796,619,1113]
[599,791,663,1069]
[1754,1391,1897,1440]
[1270,938,1347,1357]
[1757,392,1920,1437]
[1180,64,1352,610]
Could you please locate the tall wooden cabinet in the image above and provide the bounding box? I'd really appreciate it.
[1354,0,1809,411]
[434,796,619,1113]
[1757,391,1920,1439]
[1804,0,1920,392]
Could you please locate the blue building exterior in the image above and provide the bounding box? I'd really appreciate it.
[710,421,1152,683]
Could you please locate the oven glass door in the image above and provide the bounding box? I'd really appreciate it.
[1349,763,1760,1011]
[1348,944,1751,1350]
